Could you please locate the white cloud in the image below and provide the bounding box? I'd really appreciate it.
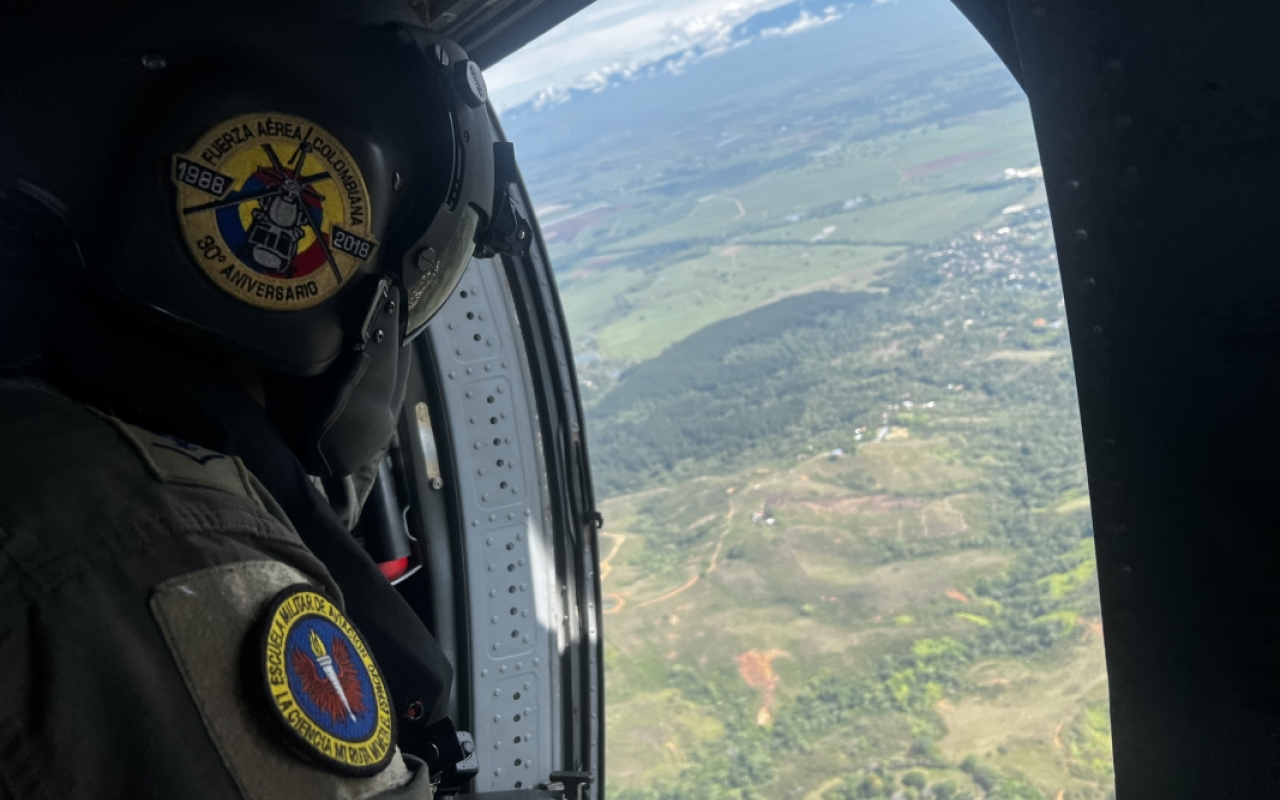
[485,0,797,110]
[760,6,841,37]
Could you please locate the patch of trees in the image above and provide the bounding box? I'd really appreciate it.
[585,235,1081,498]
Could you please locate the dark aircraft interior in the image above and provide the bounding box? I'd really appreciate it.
[3,1,1276,798]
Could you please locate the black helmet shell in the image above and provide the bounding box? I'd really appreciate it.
[1,1,495,376]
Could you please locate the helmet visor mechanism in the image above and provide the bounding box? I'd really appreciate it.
[402,203,481,339]
[387,29,496,345]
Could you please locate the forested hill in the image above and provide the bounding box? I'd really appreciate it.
[580,212,1083,502]
[588,290,882,491]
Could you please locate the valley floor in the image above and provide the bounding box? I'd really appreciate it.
[600,436,1111,800]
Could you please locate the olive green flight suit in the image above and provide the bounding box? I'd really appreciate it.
[0,379,435,799]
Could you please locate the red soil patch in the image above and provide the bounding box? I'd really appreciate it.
[735,649,790,725]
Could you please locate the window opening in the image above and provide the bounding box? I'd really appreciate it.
[495,0,1113,797]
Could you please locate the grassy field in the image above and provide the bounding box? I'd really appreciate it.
[599,434,1107,800]
[584,245,899,360]
[553,116,1042,360]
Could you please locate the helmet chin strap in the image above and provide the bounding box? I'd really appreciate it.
[267,280,412,478]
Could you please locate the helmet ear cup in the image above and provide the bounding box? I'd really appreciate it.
[267,285,408,477]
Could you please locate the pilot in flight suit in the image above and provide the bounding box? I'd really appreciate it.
[0,1,508,797]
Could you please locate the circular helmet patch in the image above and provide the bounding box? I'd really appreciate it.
[172,113,379,311]
[260,585,396,775]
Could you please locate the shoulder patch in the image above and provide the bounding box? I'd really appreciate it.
[261,585,397,776]
[151,562,411,799]
[93,411,262,504]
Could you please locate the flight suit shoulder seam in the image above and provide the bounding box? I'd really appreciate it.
[83,406,169,481]
[85,408,265,507]
[0,506,315,616]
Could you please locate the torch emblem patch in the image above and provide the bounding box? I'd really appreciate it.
[171,112,378,311]
[260,585,396,775]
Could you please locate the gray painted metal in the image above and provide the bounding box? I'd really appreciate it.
[425,257,563,792]
[503,182,602,799]
[427,0,600,68]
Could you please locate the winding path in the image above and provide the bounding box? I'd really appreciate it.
[690,194,746,220]
[634,574,702,610]
[634,499,738,610]
[598,531,627,582]
[599,532,629,615]
[603,593,627,615]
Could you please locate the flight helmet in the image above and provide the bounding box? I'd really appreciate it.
[0,0,530,475]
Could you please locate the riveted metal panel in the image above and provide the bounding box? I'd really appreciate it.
[440,285,504,363]
[460,376,526,510]
[480,523,534,659]
[425,258,562,793]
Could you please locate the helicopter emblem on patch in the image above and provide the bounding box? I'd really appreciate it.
[260,584,396,775]
[172,113,379,311]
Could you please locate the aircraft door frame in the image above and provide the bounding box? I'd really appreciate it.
[394,110,603,800]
